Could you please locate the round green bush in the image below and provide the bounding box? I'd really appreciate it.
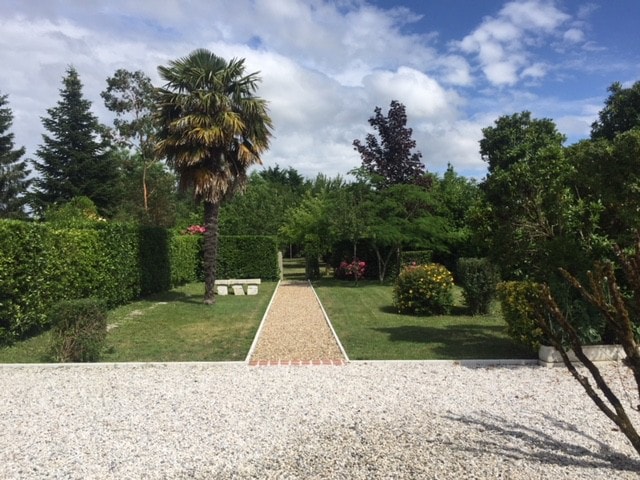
[393,263,454,315]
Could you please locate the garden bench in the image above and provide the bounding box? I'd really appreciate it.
[214,279,261,296]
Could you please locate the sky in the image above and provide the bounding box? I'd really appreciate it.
[0,0,638,180]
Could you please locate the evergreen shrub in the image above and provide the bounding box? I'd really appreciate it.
[457,257,500,315]
[393,263,454,315]
[49,298,107,362]
[138,226,171,295]
[170,233,202,286]
[496,281,547,351]
[217,236,279,280]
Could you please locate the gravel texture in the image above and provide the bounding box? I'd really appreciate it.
[248,281,345,363]
[1,361,639,479]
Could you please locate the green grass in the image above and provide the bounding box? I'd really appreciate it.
[0,281,277,363]
[313,279,536,360]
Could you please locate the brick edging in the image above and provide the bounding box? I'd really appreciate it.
[248,359,346,367]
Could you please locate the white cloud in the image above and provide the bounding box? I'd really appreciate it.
[0,0,615,183]
[456,0,572,86]
[563,28,585,43]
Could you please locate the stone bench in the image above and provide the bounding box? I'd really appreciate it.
[214,279,261,296]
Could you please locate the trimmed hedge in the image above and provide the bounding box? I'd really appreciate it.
[0,220,278,345]
[457,257,500,315]
[217,236,279,280]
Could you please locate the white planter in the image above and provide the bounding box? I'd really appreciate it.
[538,344,630,367]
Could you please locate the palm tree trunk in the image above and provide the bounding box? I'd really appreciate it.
[203,200,220,304]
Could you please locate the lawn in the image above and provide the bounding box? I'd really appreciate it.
[0,281,277,363]
[313,279,536,360]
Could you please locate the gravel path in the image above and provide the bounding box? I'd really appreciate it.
[248,281,346,364]
[1,362,639,479]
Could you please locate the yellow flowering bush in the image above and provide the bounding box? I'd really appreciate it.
[496,281,547,350]
[393,263,454,315]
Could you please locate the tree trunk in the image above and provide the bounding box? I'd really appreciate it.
[142,160,149,212]
[373,244,396,283]
[203,200,220,304]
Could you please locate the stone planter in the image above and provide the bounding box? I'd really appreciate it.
[538,344,630,367]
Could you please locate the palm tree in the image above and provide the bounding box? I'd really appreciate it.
[155,49,272,304]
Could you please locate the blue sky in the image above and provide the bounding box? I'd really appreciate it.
[0,0,638,180]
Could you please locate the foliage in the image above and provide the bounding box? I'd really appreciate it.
[0,93,30,219]
[111,150,178,227]
[400,250,432,267]
[48,298,107,362]
[155,49,272,304]
[353,100,425,188]
[393,263,454,315]
[169,234,203,286]
[45,196,105,226]
[567,130,640,247]
[496,281,547,351]
[280,191,332,279]
[219,170,305,238]
[31,66,120,217]
[457,257,500,315]
[477,111,581,280]
[591,80,640,141]
[102,69,166,220]
[217,235,279,280]
[368,183,452,282]
[138,226,172,295]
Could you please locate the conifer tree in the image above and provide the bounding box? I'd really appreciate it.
[32,66,120,216]
[0,93,30,218]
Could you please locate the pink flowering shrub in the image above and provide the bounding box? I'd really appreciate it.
[336,259,366,280]
[185,225,206,235]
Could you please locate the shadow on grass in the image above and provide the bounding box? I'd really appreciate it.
[373,324,535,358]
[446,412,640,472]
[143,290,203,305]
[378,304,473,316]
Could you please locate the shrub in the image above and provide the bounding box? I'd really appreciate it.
[335,259,367,280]
[457,257,501,315]
[393,263,454,315]
[496,281,547,351]
[49,298,107,362]
[169,233,202,286]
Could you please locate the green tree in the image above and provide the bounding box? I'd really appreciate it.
[478,111,576,280]
[101,69,163,217]
[353,100,425,188]
[280,191,332,279]
[220,172,290,236]
[367,183,451,282]
[31,66,120,216]
[567,130,640,247]
[155,49,273,304]
[591,80,640,141]
[0,93,30,218]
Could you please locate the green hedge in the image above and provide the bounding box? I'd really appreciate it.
[217,236,279,280]
[0,221,277,345]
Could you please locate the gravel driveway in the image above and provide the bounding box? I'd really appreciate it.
[1,361,639,479]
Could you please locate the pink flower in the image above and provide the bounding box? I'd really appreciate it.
[186,225,207,235]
